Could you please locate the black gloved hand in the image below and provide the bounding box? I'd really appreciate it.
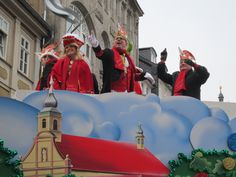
[160,48,167,62]
[184,59,195,67]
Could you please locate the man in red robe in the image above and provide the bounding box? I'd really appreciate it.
[51,33,94,93]
[87,25,154,94]
[157,48,209,100]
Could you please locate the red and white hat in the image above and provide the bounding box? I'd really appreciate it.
[178,47,195,61]
[62,33,84,48]
[38,44,60,60]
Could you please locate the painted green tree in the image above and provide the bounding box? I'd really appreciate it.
[169,149,236,177]
[63,174,76,177]
[46,173,76,177]
[0,139,23,177]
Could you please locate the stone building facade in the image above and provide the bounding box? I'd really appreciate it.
[0,0,51,97]
[0,0,143,96]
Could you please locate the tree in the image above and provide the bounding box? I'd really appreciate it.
[169,149,236,177]
[0,139,23,177]
[63,174,76,177]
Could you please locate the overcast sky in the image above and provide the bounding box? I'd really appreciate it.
[137,0,236,102]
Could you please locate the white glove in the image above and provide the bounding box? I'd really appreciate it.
[144,72,155,85]
[87,30,99,48]
[136,66,143,73]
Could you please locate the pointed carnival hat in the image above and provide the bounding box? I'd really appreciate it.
[161,48,167,57]
[178,47,195,61]
[115,23,128,41]
[37,44,60,60]
[62,33,84,48]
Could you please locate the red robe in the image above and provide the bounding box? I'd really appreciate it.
[134,81,143,95]
[93,45,145,94]
[111,48,143,94]
[51,56,94,93]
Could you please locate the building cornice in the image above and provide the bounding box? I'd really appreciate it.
[0,0,51,36]
[131,0,144,16]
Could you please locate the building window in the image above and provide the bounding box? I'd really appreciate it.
[0,32,5,59]
[19,36,30,75]
[42,119,46,128]
[0,16,9,59]
[138,139,140,144]
[121,4,126,25]
[66,4,91,66]
[53,119,57,130]
[110,0,115,20]
[127,10,131,36]
[150,50,156,63]
[116,0,120,21]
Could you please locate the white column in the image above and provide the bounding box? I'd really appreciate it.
[34,38,41,88]
[10,18,21,98]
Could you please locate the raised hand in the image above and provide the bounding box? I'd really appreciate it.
[87,30,99,48]
[136,66,143,73]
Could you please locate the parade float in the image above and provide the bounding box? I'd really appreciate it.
[1,88,236,176]
[0,1,235,176]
